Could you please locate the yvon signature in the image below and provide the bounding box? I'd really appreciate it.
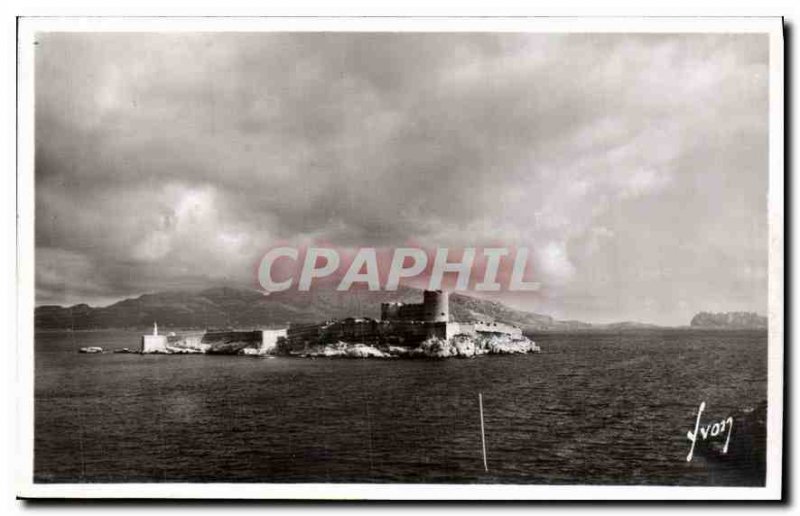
[686,401,734,462]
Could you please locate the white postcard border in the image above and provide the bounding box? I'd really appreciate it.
[15,16,785,501]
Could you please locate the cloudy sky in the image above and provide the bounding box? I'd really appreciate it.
[34,32,769,324]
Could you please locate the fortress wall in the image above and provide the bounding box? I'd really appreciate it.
[385,321,447,345]
[202,330,263,354]
[167,331,205,345]
[286,323,327,348]
[380,303,401,321]
[381,303,426,322]
[444,321,521,339]
[166,331,209,352]
[141,335,168,353]
[397,304,427,321]
[200,330,262,344]
[283,319,450,354]
[143,329,290,354]
[260,329,288,354]
[446,322,475,340]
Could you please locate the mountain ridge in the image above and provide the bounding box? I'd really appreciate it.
[36,286,763,332]
[35,286,608,332]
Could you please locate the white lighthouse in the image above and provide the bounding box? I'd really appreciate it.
[142,321,168,353]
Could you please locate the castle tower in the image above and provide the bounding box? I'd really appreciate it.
[422,290,449,322]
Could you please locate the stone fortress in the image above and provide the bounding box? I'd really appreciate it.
[141,290,536,357]
[280,290,524,355]
[141,322,287,355]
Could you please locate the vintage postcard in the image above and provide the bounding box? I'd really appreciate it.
[16,17,784,500]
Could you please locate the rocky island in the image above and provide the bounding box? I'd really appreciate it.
[138,290,540,359]
[690,311,767,329]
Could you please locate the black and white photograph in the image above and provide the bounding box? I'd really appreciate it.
[15,16,784,500]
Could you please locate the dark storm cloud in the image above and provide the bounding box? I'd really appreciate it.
[34,32,769,323]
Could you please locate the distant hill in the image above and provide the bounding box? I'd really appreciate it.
[38,288,770,334]
[34,286,664,332]
[690,311,767,329]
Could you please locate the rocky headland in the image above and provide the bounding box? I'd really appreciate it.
[690,311,767,329]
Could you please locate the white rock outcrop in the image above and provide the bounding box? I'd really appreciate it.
[284,334,539,359]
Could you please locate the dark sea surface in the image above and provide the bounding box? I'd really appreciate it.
[34,329,767,485]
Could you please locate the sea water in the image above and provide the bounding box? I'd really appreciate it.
[33,329,767,485]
